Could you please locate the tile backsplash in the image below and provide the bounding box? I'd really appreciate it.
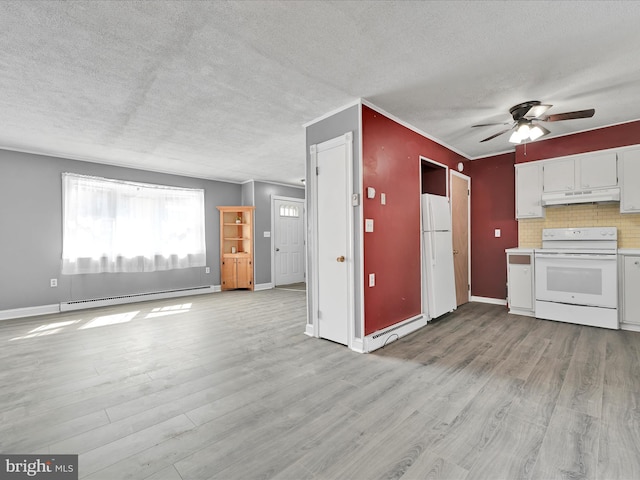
[519,203,640,248]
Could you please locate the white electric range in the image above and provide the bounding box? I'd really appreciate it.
[534,227,618,329]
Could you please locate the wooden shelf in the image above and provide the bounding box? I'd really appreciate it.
[217,206,255,291]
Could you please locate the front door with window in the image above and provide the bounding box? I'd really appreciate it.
[274,198,305,286]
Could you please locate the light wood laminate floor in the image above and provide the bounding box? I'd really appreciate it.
[1,290,639,479]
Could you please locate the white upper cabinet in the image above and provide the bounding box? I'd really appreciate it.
[543,159,575,192]
[515,162,544,218]
[620,148,640,213]
[578,153,618,189]
[543,152,617,193]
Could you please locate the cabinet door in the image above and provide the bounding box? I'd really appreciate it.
[543,159,575,192]
[623,256,640,325]
[236,257,253,289]
[620,150,640,213]
[515,163,544,218]
[578,152,617,189]
[221,258,236,290]
[508,261,533,310]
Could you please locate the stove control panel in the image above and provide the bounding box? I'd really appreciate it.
[542,227,617,241]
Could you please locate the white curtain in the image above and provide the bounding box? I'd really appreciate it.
[62,173,206,274]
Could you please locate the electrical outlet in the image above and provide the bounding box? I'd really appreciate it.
[205,267,210,274]
[495,229,501,238]
[369,273,375,287]
[50,278,58,288]
[365,219,374,232]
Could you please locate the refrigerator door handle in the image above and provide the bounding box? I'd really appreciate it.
[432,231,436,265]
[428,201,436,265]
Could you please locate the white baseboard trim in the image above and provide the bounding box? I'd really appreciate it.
[363,314,427,353]
[471,296,507,306]
[304,323,315,337]
[508,308,536,317]
[254,282,274,291]
[620,322,640,332]
[350,337,365,353]
[0,304,60,321]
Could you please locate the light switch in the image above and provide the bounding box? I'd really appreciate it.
[365,219,374,232]
[264,231,271,237]
[495,229,501,238]
[381,193,386,205]
[369,273,375,287]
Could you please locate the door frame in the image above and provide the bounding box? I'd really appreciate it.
[308,132,355,348]
[450,169,471,304]
[270,195,306,286]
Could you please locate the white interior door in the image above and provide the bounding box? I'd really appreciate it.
[314,134,352,346]
[274,198,305,286]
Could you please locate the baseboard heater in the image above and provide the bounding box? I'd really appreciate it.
[363,314,427,353]
[60,285,216,312]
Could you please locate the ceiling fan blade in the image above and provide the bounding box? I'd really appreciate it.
[480,127,513,142]
[541,108,595,122]
[510,101,552,121]
[524,104,552,119]
[471,122,511,128]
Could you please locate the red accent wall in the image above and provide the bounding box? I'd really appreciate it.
[361,105,465,335]
[466,153,518,300]
[515,120,640,162]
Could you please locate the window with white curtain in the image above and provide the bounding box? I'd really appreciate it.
[62,173,206,274]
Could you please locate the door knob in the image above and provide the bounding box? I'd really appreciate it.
[453,249,459,255]
[275,248,280,251]
[337,256,345,262]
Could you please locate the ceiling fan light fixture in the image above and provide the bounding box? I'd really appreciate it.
[517,122,530,137]
[528,125,547,141]
[509,130,523,144]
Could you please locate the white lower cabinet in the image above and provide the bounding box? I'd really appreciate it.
[506,249,535,317]
[620,252,640,329]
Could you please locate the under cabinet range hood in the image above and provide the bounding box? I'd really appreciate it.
[541,187,620,206]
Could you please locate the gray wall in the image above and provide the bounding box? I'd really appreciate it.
[252,181,305,285]
[241,181,254,207]
[0,149,241,311]
[305,104,362,338]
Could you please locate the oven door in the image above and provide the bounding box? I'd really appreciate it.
[534,252,617,308]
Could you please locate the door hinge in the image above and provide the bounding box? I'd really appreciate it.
[316,166,319,175]
[318,310,322,319]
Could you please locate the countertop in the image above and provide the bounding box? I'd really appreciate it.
[505,248,535,253]
[618,249,640,255]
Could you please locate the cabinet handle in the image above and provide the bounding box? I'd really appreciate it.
[635,261,640,266]
[337,256,345,262]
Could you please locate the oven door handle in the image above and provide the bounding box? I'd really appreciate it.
[535,253,617,261]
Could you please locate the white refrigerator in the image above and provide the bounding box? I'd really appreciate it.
[422,194,457,319]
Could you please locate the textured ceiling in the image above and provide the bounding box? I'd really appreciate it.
[2,1,640,185]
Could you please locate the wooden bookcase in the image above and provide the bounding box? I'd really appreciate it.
[217,206,255,290]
